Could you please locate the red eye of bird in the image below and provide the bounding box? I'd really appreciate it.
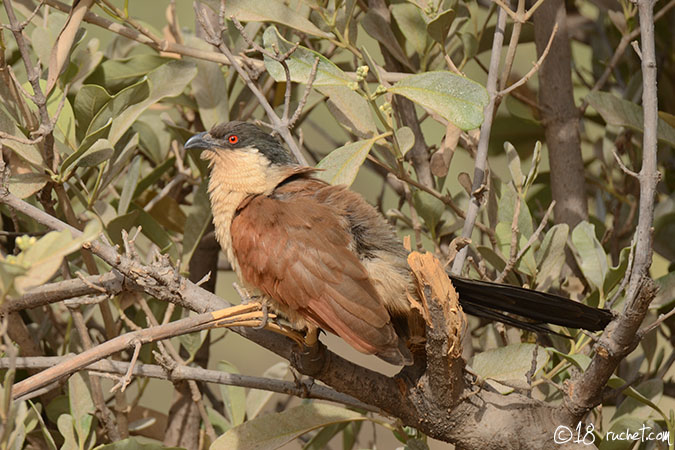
[228,135,239,144]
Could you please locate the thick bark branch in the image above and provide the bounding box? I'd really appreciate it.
[533,0,588,227]
[562,0,661,421]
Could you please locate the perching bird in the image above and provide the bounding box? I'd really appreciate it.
[184,121,613,366]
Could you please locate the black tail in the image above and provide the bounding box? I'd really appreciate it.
[449,276,613,334]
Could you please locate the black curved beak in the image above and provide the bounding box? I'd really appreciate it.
[184,132,214,150]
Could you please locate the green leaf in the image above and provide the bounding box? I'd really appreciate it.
[546,348,591,371]
[497,184,534,237]
[211,403,368,450]
[108,60,197,145]
[8,172,49,199]
[179,330,208,360]
[217,361,247,426]
[76,138,114,167]
[74,84,112,143]
[571,221,609,294]
[413,190,445,236]
[207,407,231,436]
[61,119,113,179]
[535,223,569,289]
[181,180,212,272]
[118,156,141,215]
[391,4,428,56]
[135,208,179,260]
[610,378,667,422]
[185,36,229,129]
[68,372,95,446]
[319,86,377,138]
[0,107,44,167]
[57,414,78,450]
[86,54,168,93]
[389,72,488,130]
[86,78,149,144]
[459,31,479,61]
[315,136,379,186]
[263,27,351,86]
[586,91,675,147]
[523,141,542,194]
[600,417,644,450]
[504,141,524,189]
[14,220,102,293]
[246,362,289,420]
[495,222,537,276]
[426,9,455,44]
[396,126,415,156]
[30,13,67,65]
[303,423,349,450]
[470,343,549,393]
[362,10,412,70]
[604,245,631,297]
[133,157,176,199]
[217,0,332,38]
[23,81,76,150]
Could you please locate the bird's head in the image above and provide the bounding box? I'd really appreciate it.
[184,121,295,166]
[184,121,300,195]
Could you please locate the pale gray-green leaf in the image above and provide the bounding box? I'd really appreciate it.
[14,221,102,293]
[586,91,675,147]
[535,223,569,290]
[76,138,114,167]
[571,221,609,293]
[361,10,412,70]
[186,37,229,129]
[0,107,44,167]
[108,60,197,145]
[87,54,167,93]
[315,137,378,186]
[181,180,213,272]
[413,190,445,236]
[179,330,208,360]
[396,126,415,156]
[471,343,549,382]
[211,403,367,450]
[319,86,377,138]
[246,362,289,420]
[57,414,78,450]
[426,9,455,44]
[497,184,533,237]
[391,4,428,56]
[218,0,331,38]
[263,27,350,86]
[8,173,49,199]
[389,72,488,130]
[74,84,111,142]
[23,81,76,150]
[217,361,247,426]
[68,372,95,445]
[118,156,141,215]
[504,142,523,189]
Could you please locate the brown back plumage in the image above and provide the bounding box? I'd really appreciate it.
[231,175,413,365]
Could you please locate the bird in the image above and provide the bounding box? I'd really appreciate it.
[184,121,613,366]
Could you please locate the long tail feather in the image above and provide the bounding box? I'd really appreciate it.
[449,276,613,332]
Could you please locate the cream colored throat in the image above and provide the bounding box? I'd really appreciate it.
[205,148,293,274]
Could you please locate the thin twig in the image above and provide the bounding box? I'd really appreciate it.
[111,340,142,393]
[498,23,558,98]
[611,146,639,178]
[450,8,508,275]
